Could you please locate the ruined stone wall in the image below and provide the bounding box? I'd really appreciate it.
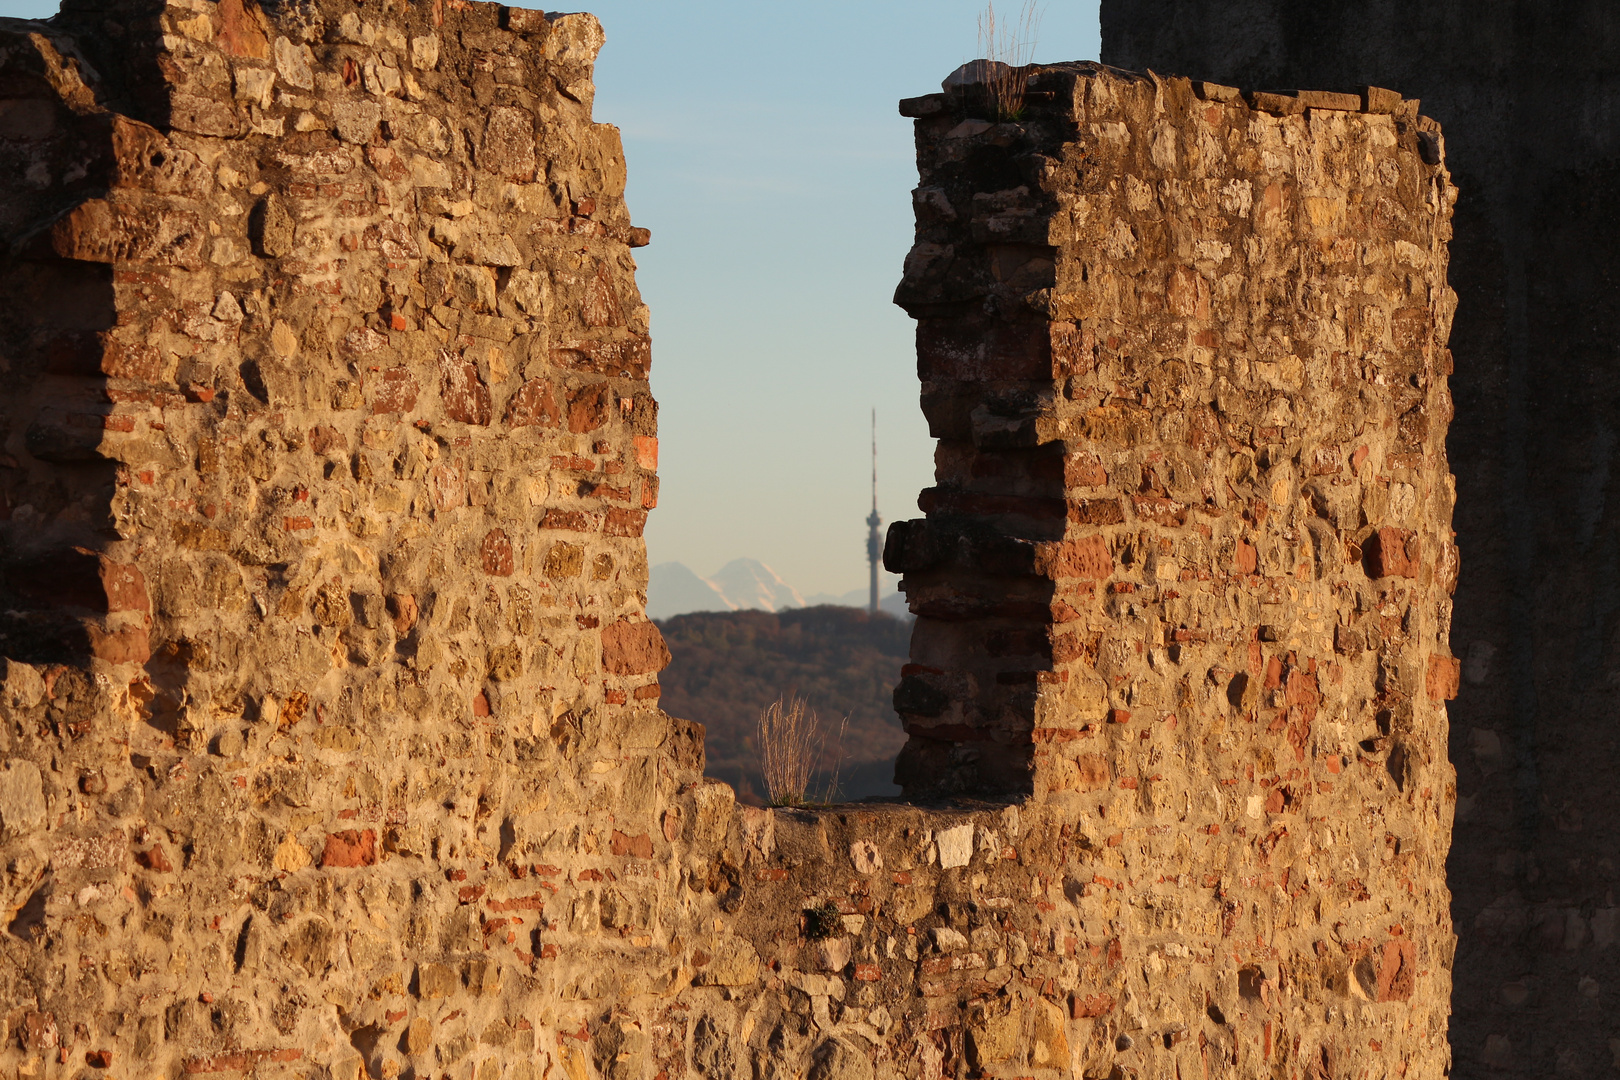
[883,66,1460,1074]
[0,6,1460,1080]
[0,1,702,1076]
[1097,7,1620,1073]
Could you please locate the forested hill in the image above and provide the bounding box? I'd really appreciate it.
[654,606,910,802]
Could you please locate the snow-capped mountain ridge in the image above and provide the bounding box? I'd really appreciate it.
[646,559,906,620]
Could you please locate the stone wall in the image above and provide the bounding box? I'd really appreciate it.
[881,65,1460,1075]
[1096,6,1620,1074]
[0,1,698,1076]
[0,6,1459,1080]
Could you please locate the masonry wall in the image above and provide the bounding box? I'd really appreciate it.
[881,64,1460,1076]
[0,2,702,1076]
[0,6,1460,1079]
[1097,7,1620,1075]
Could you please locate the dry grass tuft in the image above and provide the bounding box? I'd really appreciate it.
[978,1,1042,120]
[757,696,847,807]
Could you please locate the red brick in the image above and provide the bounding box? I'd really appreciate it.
[101,339,167,381]
[1376,938,1416,1001]
[1132,494,1188,526]
[1065,451,1108,487]
[1369,527,1420,578]
[634,435,658,469]
[610,830,653,858]
[1040,535,1113,581]
[481,529,514,576]
[604,508,647,537]
[371,368,418,415]
[505,378,561,428]
[541,510,593,532]
[1167,265,1210,319]
[552,335,652,379]
[429,462,467,511]
[486,894,546,912]
[567,383,611,433]
[99,559,149,612]
[1070,497,1125,525]
[1050,320,1095,376]
[1391,308,1431,350]
[601,620,671,676]
[1071,993,1116,1018]
[1033,727,1085,742]
[182,1049,303,1074]
[21,1012,57,1051]
[1426,655,1460,701]
[440,355,492,426]
[320,829,377,868]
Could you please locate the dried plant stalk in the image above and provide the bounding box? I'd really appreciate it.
[978,1,1041,120]
[757,696,820,807]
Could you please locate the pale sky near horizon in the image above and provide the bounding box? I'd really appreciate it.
[0,0,1103,597]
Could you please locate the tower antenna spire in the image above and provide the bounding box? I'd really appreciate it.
[866,409,881,614]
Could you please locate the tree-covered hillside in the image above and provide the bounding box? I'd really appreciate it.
[654,606,910,802]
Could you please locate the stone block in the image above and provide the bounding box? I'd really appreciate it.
[0,761,45,840]
[935,824,974,869]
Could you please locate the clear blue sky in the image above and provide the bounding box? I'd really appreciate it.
[0,0,1102,597]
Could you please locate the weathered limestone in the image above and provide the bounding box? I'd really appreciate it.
[0,4,1458,1079]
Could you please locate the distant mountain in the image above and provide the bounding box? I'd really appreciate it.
[647,562,733,620]
[655,606,910,803]
[648,558,908,620]
[707,558,804,612]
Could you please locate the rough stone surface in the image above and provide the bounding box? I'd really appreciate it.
[0,5,1457,1080]
[1098,6,1620,1074]
[0,1,686,1076]
[886,64,1458,1075]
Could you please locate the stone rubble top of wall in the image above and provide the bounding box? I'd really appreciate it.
[903,67,1434,124]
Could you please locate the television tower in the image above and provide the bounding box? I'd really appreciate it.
[866,410,881,614]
